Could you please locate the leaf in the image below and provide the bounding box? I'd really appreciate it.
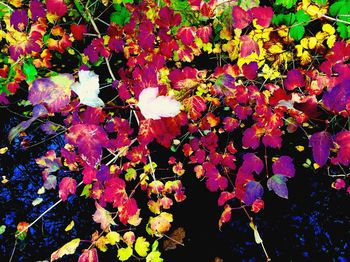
[78,248,99,262]
[243,181,264,205]
[267,175,289,199]
[218,204,232,229]
[32,197,43,206]
[23,61,37,82]
[332,131,350,166]
[0,147,8,154]
[249,222,262,244]
[137,87,181,120]
[135,237,150,257]
[28,74,74,113]
[80,184,92,198]
[0,225,5,235]
[249,7,274,28]
[290,24,305,41]
[106,231,121,245]
[92,202,117,230]
[110,5,130,26]
[183,95,207,120]
[232,6,251,29]
[272,156,295,177]
[163,227,186,251]
[309,131,332,167]
[284,69,306,90]
[65,220,75,232]
[51,238,80,261]
[146,250,163,262]
[275,0,297,9]
[71,70,104,108]
[65,124,109,167]
[272,13,295,26]
[295,10,310,24]
[322,79,350,113]
[117,246,133,261]
[59,177,77,201]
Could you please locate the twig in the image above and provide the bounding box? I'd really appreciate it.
[0,1,13,11]
[8,239,17,262]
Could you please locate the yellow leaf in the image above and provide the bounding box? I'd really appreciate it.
[106,231,121,245]
[295,145,305,152]
[146,251,163,262]
[96,236,108,252]
[51,238,80,261]
[322,24,335,35]
[327,35,336,49]
[313,163,320,169]
[65,220,75,232]
[0,147,8,154]
[117,246,133,261]
[135,237,150,257]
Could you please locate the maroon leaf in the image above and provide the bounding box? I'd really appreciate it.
[242,62,258,80]
[284,69,305,91]
[322,79,350,113]
[59,177,77,201]
[309,131,332,167]
[65,124,109,167]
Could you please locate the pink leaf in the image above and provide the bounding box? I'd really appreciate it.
[176,26,196,45]
[78,248,99,262]
[284,69,305,91]
[309,131,332,167]
[59,177,77,201]
[332,131,350,166]
[46,0,67,17]
[232,6,251,29]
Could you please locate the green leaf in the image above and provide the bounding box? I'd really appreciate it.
[23,62,37,82]
[290,25,305,41]
[275,0,297,9]
[151,240,159,251]
[0,225,6,235]
[337,23,350,39]
[330,1,346,16]
[110,5,130,26]
[312,0,327,6]
[125,168,137,181]
[272,13,295,26]
[295,10,310,24]
[80,184,92,198]
[117,246,133,261]
[16,230,27,241]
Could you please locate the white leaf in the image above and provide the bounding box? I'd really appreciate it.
[32,197,43,206]
[138,87,181,120]
[71,70,105,108]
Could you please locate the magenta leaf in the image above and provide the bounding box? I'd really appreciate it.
[322,79,350,113]
[272,156,295,178]
[242,62,258,80]
[243,181,264,206]
[59,177,77,201]
[284,69,305,91]
[176,26,196,45]
[332,131,350,166]
[65,124,109,167]
[267,175,288,199]
[240,36,260,58]
[241,153,264,175]
[309,131,332,167]
[232,6,251,29]
[249,7,274,28]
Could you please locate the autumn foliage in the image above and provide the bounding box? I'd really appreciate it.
[1,0,350,260]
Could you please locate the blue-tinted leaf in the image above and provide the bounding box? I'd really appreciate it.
[243,181,264,205]
[267,175,288,199]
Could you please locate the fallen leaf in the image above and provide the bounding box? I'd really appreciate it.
[65,220,75,232]
[51,238,80,261]
[163,227,186,251]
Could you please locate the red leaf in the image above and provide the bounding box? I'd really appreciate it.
[240,36,259,58]
[232,6,251,29]
[249,7,274,28]
[218,191,236,206]
[309,131,332,167]
[176,26,196,45]
[156,6,182,28]
[66,124,109,167]
[251,199,264,213]
[46,0,67,17]
[197,26,212,43]
[119,198,138,225]
[184,95,207,120]
[59,177,77,201]
[70,24,87,41]
[82,166,97,184]
[104,177,127,207]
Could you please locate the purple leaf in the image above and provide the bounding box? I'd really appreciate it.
[309,131,332,167]
[243,181,264,205]
[241,153,264,175]
[272,156,295,177]
[267,175,288,199]
[322,79,350,113]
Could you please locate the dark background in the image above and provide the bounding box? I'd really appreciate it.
[0,105,349,262]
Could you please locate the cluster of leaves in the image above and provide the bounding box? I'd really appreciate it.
[1,0,350,260]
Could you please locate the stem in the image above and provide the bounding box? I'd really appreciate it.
[162,233,185,246]
[8,239,17,262]
[15,182,84,238]
[0,1,13,11]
